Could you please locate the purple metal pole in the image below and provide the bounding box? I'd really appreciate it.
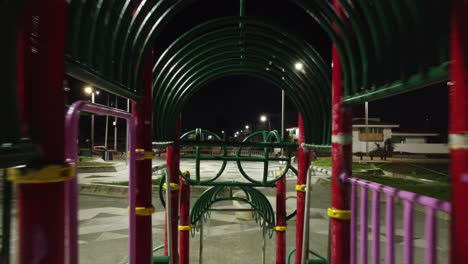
[424,208,437,264]
[403,201,414,264]
[65,101,137,264]
[350,182,357,264]
[371,191,380,264]
[360,187,368,264]
[385,195,395,264]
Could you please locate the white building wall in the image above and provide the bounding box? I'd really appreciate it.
[394,143,448,154]
[383,128,392,141]
[405,137,426,144]
[352,129,362,153]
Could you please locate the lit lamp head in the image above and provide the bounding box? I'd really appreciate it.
[260,115,267,122]
[84,86,93,95]
[294,62,304,71]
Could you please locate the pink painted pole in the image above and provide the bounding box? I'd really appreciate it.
[132,51,154,264]
[330,1,352,263]
[276,175,286,264]
[179,173,191,264]
[371,191,380,264]
[295,114,310,264]
[165,117,181,263]
[449,0,468,263]
[16,0,67,263]
[65,101,137,264]
[360,187,368,264]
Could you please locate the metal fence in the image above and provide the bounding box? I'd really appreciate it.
[342,174,451,264]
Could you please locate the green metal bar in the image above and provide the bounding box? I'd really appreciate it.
[343,64,448,105]
[1,171,12,264]
[300,144,332,151]
[195,128,201,183]
[107,0,138,82]
[86,0,106,66]
[180,141,298,149]
[160,64,324,144]
[65,59,141,101]
[155,24,330,110]
[239,0,245,17]
[180,155,290,162]
[157,52,323,138]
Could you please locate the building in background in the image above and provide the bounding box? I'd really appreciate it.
[286,118,448,156]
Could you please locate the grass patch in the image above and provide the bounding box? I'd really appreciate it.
[85,175,111,179]
[93,178,163,186]
[313,158,449,183]
[312,158,332,167]
[314,158,378,172]
[78,162,115,167]
[78,156,95,162]
[355,175,450,201]
[375,163,449,182]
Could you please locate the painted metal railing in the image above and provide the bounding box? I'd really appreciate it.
[65,101,137,264]
[340,173,451,264]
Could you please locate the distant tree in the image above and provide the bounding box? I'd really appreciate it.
[384,138,394,158]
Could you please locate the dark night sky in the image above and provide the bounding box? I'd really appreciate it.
[67,0,449,142]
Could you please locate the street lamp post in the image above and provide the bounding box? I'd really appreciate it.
[84,86,98,151]
[260,115,270,131]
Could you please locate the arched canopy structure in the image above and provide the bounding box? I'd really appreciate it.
[190,185,276,235]
[152,17,330,143]
[63,0,449,143]
[65,0,449,102]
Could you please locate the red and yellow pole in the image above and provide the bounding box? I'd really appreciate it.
[295,114,311,264]
[449,0,468,263]
[330,1,352,263]
[16,0,67,262]
[179,171,191,264]
[165,117,181,263]
[132,51,154,263]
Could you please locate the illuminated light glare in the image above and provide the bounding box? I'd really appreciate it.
[294,62,303,70]
[84,86,93,94]
[245,125,249,129]
[260,115,267,122]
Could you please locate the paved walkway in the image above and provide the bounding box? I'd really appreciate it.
[1,159,450,263]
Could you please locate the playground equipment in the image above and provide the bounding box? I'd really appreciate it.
[154,128,301,263]
[1,0,466,263]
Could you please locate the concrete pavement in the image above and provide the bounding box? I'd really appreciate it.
[1,158,450,263]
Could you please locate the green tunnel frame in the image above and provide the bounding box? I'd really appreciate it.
[189,185,276,237]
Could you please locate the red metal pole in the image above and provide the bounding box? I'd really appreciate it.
[179,172,191,264]
[132,51,154,264]
[330,1,352,263]
[295,114,310,264]
[449,0,468,263]
[16,0,67,263]
[276,174,286,264]
[165,117,181,263]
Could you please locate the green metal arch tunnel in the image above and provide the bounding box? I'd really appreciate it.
[1,0,449,157]
[62,0,448,146]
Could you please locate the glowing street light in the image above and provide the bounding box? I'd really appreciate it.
[260,115,270,131]
[84,86,93,94]
[294,62,304,71]
[83,86,99,150]
[245,125,250,130]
